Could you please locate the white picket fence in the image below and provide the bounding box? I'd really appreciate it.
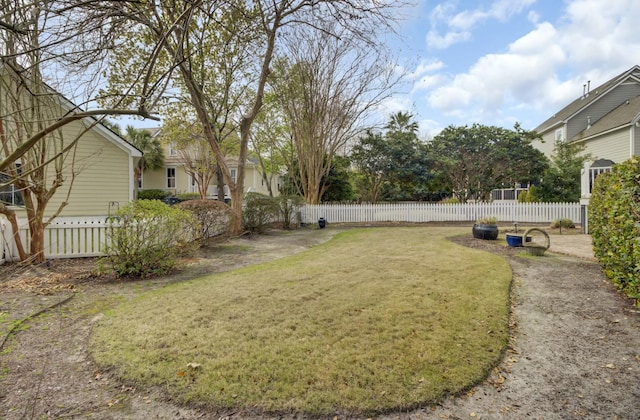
[0,216,112,264]
[0,202,581,264]
[300,202,581,225]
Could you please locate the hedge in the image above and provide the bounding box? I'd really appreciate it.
[589,157,640,302]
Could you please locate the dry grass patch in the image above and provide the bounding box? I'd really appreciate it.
[90,227,511,416]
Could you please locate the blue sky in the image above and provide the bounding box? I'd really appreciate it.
[119,0,640,139]
[385,0,640,138]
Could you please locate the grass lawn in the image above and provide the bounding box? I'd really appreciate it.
[90,227,511,416]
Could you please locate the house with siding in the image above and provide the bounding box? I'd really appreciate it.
[140,129,278,198]
[0,72,142,217]
[532,64,640,230]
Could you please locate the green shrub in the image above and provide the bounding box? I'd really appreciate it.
[242,192,280,233]
[441,197,460,204]
[590,157,640,301]
[550,218,575,229]
[102,200,200,278]
[177,199,234,239]
[527,185,539,202]
[277,195,304,229]
[176,192,200,201]
[517,190,528,202]
[518,186,539,203]
[138,189,170,200]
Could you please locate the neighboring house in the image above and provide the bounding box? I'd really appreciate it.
[0,73,142,218]
[533,64,640,230]
[140,129,278,198]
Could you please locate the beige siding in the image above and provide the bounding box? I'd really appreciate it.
[142,168,167,190]
[142,160,280,197]
[40,121,133,216]
[6,117,135,218]
[2,70,138,218]
[532,130,557,158]
[579,128,631,163]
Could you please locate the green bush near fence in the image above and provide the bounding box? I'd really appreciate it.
[102,200,200,278]
[242,192,280,233]
[589,157,640,302]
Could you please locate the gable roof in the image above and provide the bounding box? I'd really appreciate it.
[573,95,640,141]
[53,94,142,158]
[0,61,142,158]
[534,65,640,133]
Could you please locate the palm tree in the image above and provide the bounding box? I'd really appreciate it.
[125,125,165,190]
[385,111,419,134]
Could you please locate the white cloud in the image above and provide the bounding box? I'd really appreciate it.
[559,0,640,70]
[407,59,446,80]
[427,0,536,49]
[406,59,447,91]
[376,96,415,121]
[403,0,640,131]
[426,21,566,120]
[426,29,470,50]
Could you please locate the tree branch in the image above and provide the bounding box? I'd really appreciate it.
[0,109,158,173]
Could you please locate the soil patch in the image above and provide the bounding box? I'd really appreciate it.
[1,227,639,419]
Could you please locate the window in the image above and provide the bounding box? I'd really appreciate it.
[170,143,178,156]
[167,167,176,188]
[231,168,237,183]
[138,171,143,189]
[0,163,24,206]
[555,128,564,141]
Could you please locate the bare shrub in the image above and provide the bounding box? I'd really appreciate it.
[178,199,234,240]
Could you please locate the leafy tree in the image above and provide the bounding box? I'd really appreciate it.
[381,113,432,201]
[104,0,402,233]
[321,155,354,203]
[250,94,292,197]
[350,131,390,203]
[350,112,431,202]
[159,117,222,200]
[428,124,547,202]
[124,125,164,191]
[537,140,591,202]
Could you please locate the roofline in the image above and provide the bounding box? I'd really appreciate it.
[52,94,143,158]
[572,123,633,143]
[535,65,640,133]
[1,61,143,158]
[564,66,640,124]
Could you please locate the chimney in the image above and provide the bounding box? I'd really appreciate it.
[587,80,591,94]
[582,84,586,99]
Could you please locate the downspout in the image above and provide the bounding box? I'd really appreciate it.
[632,118,640,156]
[131,154,141,201]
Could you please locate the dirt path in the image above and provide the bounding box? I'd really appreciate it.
[1,227,639,419]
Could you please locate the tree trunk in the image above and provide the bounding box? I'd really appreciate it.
[0,206,27,261]
[28,215,46,263]
[216,164,225,203]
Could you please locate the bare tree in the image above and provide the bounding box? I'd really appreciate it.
[271,23,401,204]
[0,0,158,262]
[104,0,403,232]
[160,117,220,200]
